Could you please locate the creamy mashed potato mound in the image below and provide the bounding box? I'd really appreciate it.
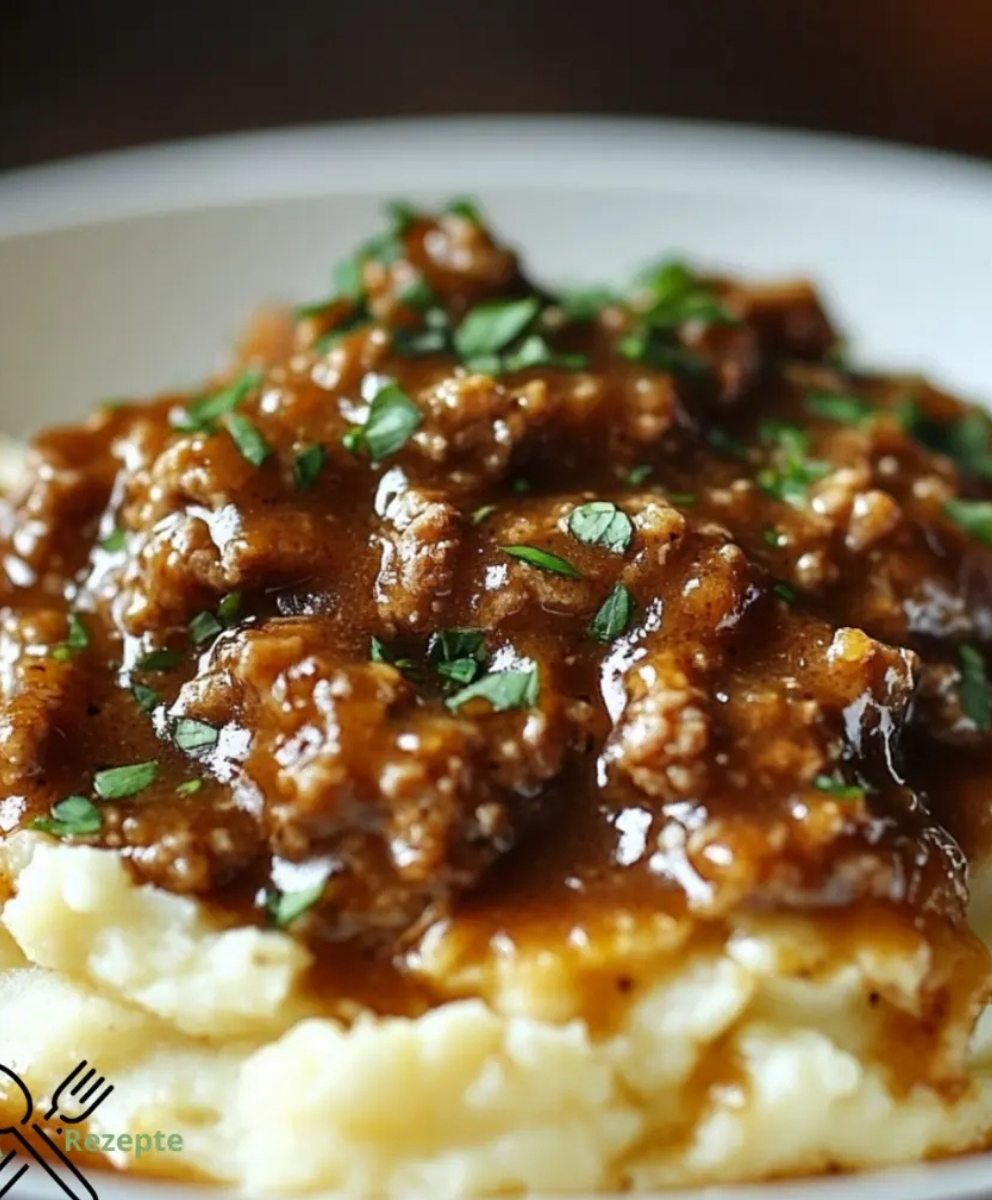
[0,832,989,1196]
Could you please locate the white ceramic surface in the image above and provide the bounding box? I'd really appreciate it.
[0,117,991,1200]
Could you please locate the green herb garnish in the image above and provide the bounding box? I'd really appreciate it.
[805,390,873,425]
[175,779,204,796]
[52,613,90,662]
[428,629,487,686]
[30,795,102,838]
[624,464,652,486]
[189,611,223,646]
[500,335,588,373]
[502,544,582,578]
[568,501,634,554]
[772,581,798,604]
[454,297,540,361]
[291,444,326,491]
[763,527,787,549]
[959,644,992,731]
[813,773,865,800]
[398,275,435,312]
[588,583,635,643]
[558,287,618,321]
[173,369,262,433]
[757,419,829,507]
[902,401,992,481]
[224,413,272,467]
[217,592,241,624]
[344,379,422,464]
[174,718,219,753]
[94,761,159,800]
[944,498,992,545]
[446,197,482,222]
[99,528,126,553]
[668,492,697,506]
[132,683,161,712]
[135,648,183,672]
[370,637,417,675]
[446,667,539,713]
[266,881,326,927]
[617,329,709,381]
[470,503,498,526]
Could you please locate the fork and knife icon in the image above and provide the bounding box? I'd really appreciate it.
[0,1060,113,1199]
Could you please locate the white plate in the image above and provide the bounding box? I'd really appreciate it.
[1,117,991,1200]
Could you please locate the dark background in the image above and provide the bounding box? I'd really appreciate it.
[2,0,992,171]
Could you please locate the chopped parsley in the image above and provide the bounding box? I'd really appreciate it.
[635,260,737,329]
[135,648,183,673]
[132,683,161,713]
[99,528,126,553]
[588,583,635,643]
[454,297,540,361]
[446,667,539,713]
[804,390,873,425]
[502,544,582,578]
[959,644,992,731]
[901,401,992,481]
[398,275,435,312]
[172,369,262,434]
[30,796,102,838]
[174,718,219,754]
[189,610,223,646]
[944,498,992,545]
[93,761,159,800]
[217,592,242,623]
[568,501,634,554]
[813,773,865,800]
[763,527,787,549]
[706,426,746,459]
[772,581,798,604]
[224,413,272,467]
[757,419,829,507]
[557,287,618,321]
[175,779,204,796]
[266,881,326,927]
[428,628,488,687]
[385,199,419,233]
[52,613,90,662]
[343,379,422,464]
[333,256,365,304]
[624,464,652,486]
[370,636,417,675]
[470,503,498,526]
[293,444,326,491]
[446,197,482,222]
[616,329,709,381]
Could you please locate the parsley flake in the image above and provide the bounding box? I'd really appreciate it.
[174,718,219,754]
[944,498,992,545]
[224,413,272,467]
[94,761,159,800]
[189,611,223,646]
[428,629,488,687]
[173,369,262,433]
[502,544,582,579]
[805,390,873,425]
[454,297,540,360]
[470,503,498,526]
[266,881,326,927]
[135,648,183,673]
[132,683,161,713]
[813,774,865,800]
[624,464,652,486]
[52,613,90,662]
[772,581,798,604]
[175,779,204,796]
[588,583,635,643]
[568,501,634,554]
[99,528,126,553]
[344,379,422,464]
[959,644,992,731]
[30,795,102,838]
[903,401,992,481]
[446,667,539,713]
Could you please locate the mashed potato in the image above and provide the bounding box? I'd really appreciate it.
[0,832,989,1196]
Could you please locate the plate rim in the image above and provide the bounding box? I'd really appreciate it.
[2,114,992,240]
